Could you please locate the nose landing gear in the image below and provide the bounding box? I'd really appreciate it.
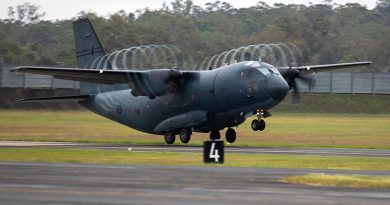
[251,109,266,131]
[251,119,265,131]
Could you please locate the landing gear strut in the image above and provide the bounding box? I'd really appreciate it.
[225,128,236,143]
[251,109,266,131]
[164,131,175,144]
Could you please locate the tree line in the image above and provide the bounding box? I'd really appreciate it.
[0,0,389,72]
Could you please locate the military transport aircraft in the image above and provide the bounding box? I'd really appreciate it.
[11,18,371,144]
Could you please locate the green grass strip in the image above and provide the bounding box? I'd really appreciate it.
[1,148,390,171]
[281,173,390,188]
[1,109,390,149]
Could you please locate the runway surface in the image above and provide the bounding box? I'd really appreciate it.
[0,162,389,205]
[1,141,390,157]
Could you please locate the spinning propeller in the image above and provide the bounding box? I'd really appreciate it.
[278,67,315,102]
[128,68,196,107]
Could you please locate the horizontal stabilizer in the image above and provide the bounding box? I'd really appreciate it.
[16,95,91,103]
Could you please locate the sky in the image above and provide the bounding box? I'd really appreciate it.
[0,0,378,20]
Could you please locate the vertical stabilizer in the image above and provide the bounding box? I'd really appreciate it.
[73,18,112,94]
[73,18,111,69]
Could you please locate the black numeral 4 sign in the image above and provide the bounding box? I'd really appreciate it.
[203,140,224,163]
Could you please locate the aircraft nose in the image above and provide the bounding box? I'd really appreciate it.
[268,76,289,101]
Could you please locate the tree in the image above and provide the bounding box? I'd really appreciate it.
[0,1,388,71]
[7,2,45,24]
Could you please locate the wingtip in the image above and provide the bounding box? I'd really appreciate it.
[9,66,28,72]
[351,61,372,66]
[360,61,373,66]
[9,67,18,72]
[15,99,26,103]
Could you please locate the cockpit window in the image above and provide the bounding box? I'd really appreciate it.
[257,67,271,75]
[240,68,262,79]
[260,62,280,75]
[243,61,280,77]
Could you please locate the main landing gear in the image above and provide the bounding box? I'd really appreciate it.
[251,109,266,131]
[164,131,175,144]
[164,128,192,145]
[179,128,191,144]
[210,130,221,140]
[225,128,236,143]
[164,127,237,145]
[209,128,236,144]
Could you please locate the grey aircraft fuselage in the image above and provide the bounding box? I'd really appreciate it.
[82,61,288,135]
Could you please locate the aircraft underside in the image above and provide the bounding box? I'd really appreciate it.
[79,86,280,144]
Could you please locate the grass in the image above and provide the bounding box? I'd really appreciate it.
[1,148,390,171]
[274,93,390,114]
[0,109,389,149]
[281,173,390,189]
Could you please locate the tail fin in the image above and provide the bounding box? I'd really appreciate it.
[73,18,111,69]
[73,18,113,94]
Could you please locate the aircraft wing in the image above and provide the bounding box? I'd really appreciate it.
[281,61,372,74]
[10,66,197,98]
[10,66,132,83]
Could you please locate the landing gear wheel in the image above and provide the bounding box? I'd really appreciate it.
[164,132,175,144]
[251,119,260,131]
[258,119,266,131]
[251,119,266,131]
[210,130,221,140]
[225,128,236,143]
[179,129,191,144]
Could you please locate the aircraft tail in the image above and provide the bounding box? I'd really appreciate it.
[73,18,112,94]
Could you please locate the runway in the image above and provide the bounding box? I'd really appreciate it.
[1,141,390,157]
[0,162,389,205]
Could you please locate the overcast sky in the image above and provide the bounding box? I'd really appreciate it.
[0,0,378,20]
